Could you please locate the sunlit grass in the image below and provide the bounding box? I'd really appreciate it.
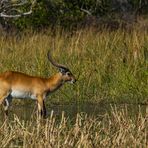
[0,28,147,104]
[0,106,147,147]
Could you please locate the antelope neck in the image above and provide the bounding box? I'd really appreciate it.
[47,73,63,92]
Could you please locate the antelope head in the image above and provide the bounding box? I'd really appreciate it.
[47,51,76,84]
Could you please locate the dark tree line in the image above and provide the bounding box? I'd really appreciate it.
[0,0,148,31]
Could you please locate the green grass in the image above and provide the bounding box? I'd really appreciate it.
[0,28,147,104]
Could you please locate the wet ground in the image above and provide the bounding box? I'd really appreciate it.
[0,101,147,122]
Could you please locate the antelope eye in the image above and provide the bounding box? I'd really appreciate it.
[67,72,71,76]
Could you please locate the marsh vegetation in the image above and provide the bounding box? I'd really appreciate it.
[0,26,147,147]
[0,105,147,147]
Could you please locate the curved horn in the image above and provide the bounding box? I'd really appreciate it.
[47,51,68,70]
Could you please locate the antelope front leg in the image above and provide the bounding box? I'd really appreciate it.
[37,95,46,119]
[43,100,46,118]
[0,92,9,106]
[3,96,12,116]
[0,93,10,117]
[3,99,9,116]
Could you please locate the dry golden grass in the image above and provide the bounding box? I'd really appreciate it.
[0,106,147,147]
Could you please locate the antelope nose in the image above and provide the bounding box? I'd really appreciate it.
[71,78,76,84]
[73,79,77,83]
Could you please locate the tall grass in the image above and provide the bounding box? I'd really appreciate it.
[0,28,147,104]
[0,106,147,147]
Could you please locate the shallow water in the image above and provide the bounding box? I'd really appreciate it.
[0,102,147,122]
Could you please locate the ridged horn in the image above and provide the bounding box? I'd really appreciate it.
[47,51,68,70]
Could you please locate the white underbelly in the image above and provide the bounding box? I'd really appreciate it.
[11,90,36,100]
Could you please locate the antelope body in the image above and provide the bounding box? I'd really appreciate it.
[0,52,76,118]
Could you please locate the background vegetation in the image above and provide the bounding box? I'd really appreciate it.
[0,0,148,30]
[0,27,147,104]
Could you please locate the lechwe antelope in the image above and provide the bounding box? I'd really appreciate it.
[0,52,76,118]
